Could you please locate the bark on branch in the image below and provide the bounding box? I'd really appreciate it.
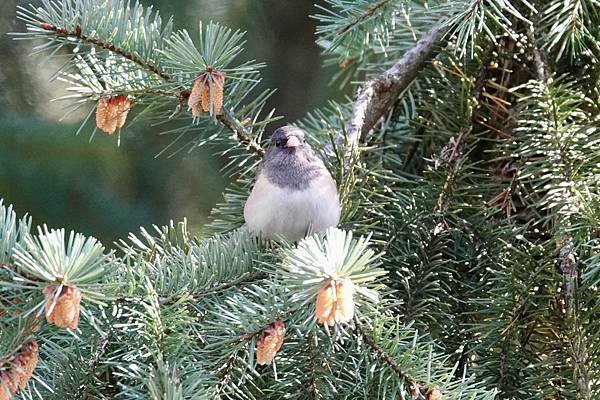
[339,20,447,150]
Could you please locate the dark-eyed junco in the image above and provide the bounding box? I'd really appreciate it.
[244,126,340,241]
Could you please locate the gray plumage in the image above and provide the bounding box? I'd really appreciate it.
[244,126,340,241]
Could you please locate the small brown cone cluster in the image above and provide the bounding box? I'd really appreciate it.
[96,94,132,134]
[44,284,82,330]
[256,320,285,365]
[426,387,442,400]
[188,70,225,116]
[315,277,355,326]
[0,340,39,400]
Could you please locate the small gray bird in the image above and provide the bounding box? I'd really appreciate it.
[244,126,340,241]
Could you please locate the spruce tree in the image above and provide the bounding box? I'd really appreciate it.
[1,0,599,399]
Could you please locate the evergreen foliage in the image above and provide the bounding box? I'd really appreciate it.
[1,0,599,398]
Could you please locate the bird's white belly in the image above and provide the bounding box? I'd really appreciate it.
[244,176,340,241]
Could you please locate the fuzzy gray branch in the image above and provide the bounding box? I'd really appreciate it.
[338,20,447,149]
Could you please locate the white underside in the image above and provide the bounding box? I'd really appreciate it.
[244,174,340,242]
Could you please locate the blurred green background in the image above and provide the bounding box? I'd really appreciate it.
[0,0,343,244]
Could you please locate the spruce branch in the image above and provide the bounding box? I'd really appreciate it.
[433,57,488,215]
[39,22,172,82]
[212,332,256,399]
[532,40,590,399]
[539,0,599,62]
[338,19,447,150]
[304,332,321,398]
[75,334,110,398]
[0,199,31,265]
[157,271,267,306]
[530,36,580,318]
[36,21,265,157]
[88,334,110,372]
[1,262,40,282]
[354,318,420,389]
[515,31,594,397]
[216,115,266,157]
[335,0,390,36]
[434,129,467,214]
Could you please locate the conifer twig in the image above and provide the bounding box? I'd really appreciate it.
[433,59,487,216]
[304,332,320,397]
[530,32,579,316]
[39,23,172,81]
[76,334,110,398]
[216,115,266,157]
[158,271,267,305]
[354,318,420,388]
[1,262,40,282]
[338,19,447,149]
[336,0,390,36]
[213,331,258,398]
[530,28,590,399]
[39,22,265,157]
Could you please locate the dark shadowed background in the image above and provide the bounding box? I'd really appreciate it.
[0,0,344,243]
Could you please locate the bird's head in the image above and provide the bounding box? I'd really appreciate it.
[262,125,323,189]
[270,125,306,152]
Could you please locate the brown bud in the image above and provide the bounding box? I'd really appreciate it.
[44,285,82,329]
[426,387,442,400]
[96,94,132,134]
[256,320,285,365]
[188,71,225,116]
[315,277,355,326]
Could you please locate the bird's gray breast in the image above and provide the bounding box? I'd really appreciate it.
[244,172,341,241]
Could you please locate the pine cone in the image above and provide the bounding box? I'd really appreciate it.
[200,72,224,115]
[12,340,38,389]
[0,340,39,399]
[0,370,16,400]
[44,284,82,329]
[96,94,132,134]
[426,387,442,400]
[188,77,204,117]
[256,320,285,365]
[315,277,355,326]
[188,70,225,116]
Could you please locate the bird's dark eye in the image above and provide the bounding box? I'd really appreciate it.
[303,139,306,143]
[275,140,282,147]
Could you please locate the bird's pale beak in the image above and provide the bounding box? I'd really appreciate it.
[285,135,300,148]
